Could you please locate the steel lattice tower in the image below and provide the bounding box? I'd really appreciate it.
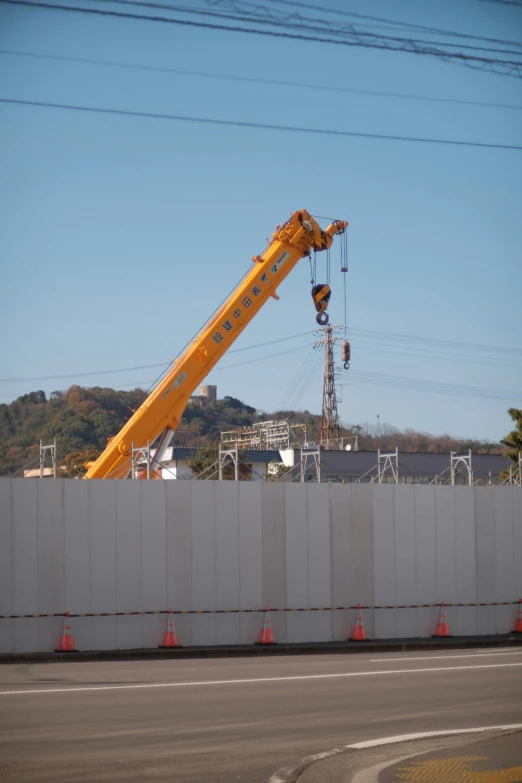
[319,326,343,450]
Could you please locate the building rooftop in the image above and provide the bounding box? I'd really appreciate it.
[160,446,510,480]
[162,446,282,463]
[314,450,510,479]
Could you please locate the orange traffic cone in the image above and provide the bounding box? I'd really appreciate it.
[55,611,78,652]
[513,599,522,634]
[257,606,276,645]
[351,604,366,641]
[159,608,181,648]
[432,601,451,637]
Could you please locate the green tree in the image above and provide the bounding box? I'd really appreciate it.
[502,408,522,463]
[187,442,220,479]
[60,449,102,479]
[223,396,256,414]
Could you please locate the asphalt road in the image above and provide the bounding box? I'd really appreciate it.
[1,648,521,783]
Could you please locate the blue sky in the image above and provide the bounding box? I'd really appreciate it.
[0,0,521,442]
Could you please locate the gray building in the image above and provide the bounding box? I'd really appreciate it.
[280,449,511,485]
[157,446,511,485]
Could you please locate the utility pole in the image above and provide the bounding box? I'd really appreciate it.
[318,325,343,450]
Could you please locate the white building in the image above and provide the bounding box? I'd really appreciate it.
[156,446,282,481]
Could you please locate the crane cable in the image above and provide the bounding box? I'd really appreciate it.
[326,247,331,288]
[342,230,348,340]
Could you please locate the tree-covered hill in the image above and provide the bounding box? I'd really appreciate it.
[0,386,265,475]
[0,385,502,476]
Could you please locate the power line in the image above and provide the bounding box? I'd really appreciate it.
[97,0,522,55]
[352,340,522,370]
[3,349,518,404]
[276,346,322,410]
[256,0,522,45]
[347,326,522,355]
[468,0,522,6]
[347,369,520,401]
[2,325,520,385]
[0,342,315,400]
[0,331,314,383]
[2,1,521,77]
[210,341,313,372]
[2,97,521,150]
[3,48,521,111]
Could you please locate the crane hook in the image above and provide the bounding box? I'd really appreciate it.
[316,311,329,325]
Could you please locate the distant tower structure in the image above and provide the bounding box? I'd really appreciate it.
[318,326,343,450]
[200,385,217,404]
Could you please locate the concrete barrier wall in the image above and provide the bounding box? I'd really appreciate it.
[0,478,521,652]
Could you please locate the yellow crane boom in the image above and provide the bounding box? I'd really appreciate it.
[84,210,347,479]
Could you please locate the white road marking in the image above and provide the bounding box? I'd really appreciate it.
[475,647,520,652]
[269,724,522,783]
[370,650,522,662]
[347,724,522,749]
[1,662,522,696]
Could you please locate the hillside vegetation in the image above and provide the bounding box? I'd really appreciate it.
[0,385,502,476]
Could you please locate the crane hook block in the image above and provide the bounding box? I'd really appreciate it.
[311,283,331,326]
[342,340,351,370]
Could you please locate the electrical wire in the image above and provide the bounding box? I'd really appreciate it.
[352,340,522,370]
[2,1,521,77]
[3,49,520,110]
[4,349,518,404]
[276,348,318,410]
[2,326,519,386]
[2,98,521,150]
[286,353,322,410]
[289,351,323,409]
[468,0,522,6]
[97,0,522,55]
[275,350,316,411]
[210,342,313,372]
[256,0,522,46]
[0,343,316,401]
[346,326,522,355]
[347,368,520,400]
[0,331,314,383]
[198,0,522,56]
[275,346,323,411]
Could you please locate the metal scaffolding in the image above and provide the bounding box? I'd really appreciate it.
[131,442,151,479]
[221,420,306,451]
[218,444,239,481]
[377,448,399,484]
[39,438,58,479]
[451,450,473,486]
[430,450,473,485]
